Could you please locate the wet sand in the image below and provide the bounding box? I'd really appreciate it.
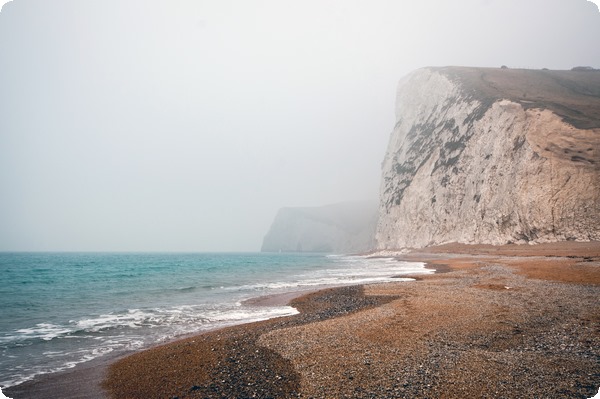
[6,241,600,398]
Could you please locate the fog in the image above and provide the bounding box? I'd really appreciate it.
[1,0,599,252]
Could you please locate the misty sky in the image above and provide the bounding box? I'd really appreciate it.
[1,0,599,252]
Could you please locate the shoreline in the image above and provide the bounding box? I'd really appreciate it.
[1,288,322,399]
[6,241,600,398]
[2,259,426,399]
[3,254,432,398]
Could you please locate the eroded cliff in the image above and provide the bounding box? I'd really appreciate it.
[262,201,377,253]
[377,67,600,249]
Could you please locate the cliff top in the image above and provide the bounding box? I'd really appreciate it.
[432,66,600,129]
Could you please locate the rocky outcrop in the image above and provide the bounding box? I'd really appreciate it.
[377,67,600,249]
[261,201,377,253]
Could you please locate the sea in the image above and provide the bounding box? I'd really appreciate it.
[0,252,431,389]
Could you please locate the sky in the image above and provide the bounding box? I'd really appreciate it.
[1,0,599,252]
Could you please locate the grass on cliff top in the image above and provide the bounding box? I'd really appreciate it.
[436,66,600,130]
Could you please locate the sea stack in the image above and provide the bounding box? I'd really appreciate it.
[376,67,600,249]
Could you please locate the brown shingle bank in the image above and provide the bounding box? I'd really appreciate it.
[103,242,600,399]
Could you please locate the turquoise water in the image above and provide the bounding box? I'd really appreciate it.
[0,252,430,388]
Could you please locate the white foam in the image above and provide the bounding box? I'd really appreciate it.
[13,324,72,342]
[0,255,429,388]
[206,306,299,323]
[229,258,430,293]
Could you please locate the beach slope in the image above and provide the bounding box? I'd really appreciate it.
[99,241,600,399]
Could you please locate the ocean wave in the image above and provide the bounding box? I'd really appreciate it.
[0,303,299,388]
[233,276,415,291]
[224,258,430,293]
[6,323,73,343]
[176,286,197,292]
[0,253,429,389]
[0,303,299,347]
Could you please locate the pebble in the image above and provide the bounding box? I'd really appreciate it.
[103,251,600,399]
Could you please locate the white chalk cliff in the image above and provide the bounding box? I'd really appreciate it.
[377,67,600,249]
[261,201,377,253]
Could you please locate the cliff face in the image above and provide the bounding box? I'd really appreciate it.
[377,67,600,249]
[261,201,377,253]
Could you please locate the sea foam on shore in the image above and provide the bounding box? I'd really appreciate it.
[0,252,429,389]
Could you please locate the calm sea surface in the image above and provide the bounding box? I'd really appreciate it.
[0,252,430,388]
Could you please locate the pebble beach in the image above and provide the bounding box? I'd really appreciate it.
[6,242,600,399]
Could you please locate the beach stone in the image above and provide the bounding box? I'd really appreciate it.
[102,245,600,398]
